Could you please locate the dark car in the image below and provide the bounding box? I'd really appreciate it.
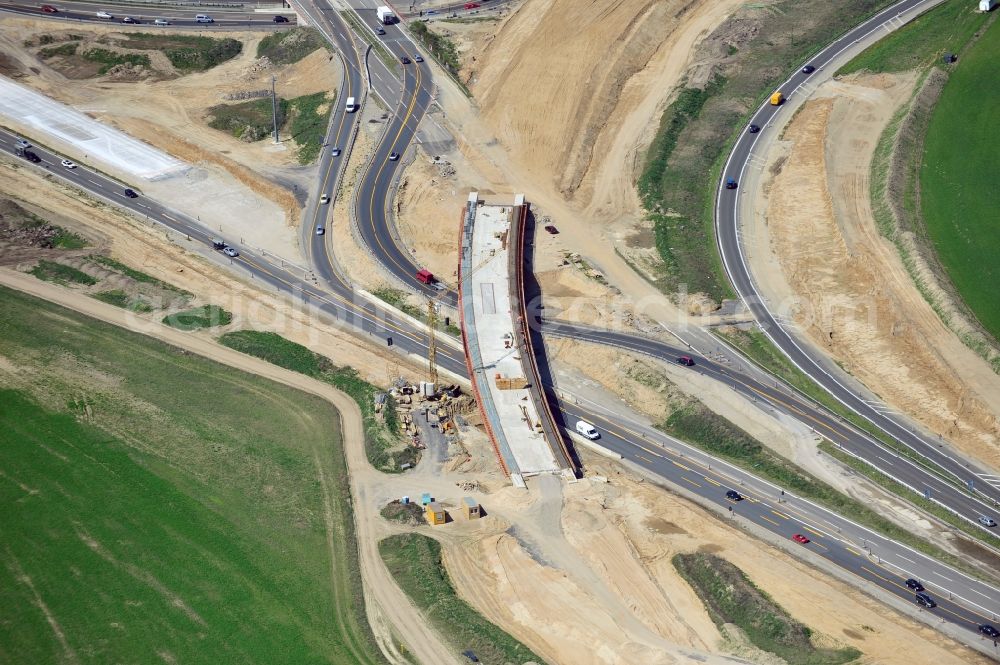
[123,188,138,198]
[725,490,743,502]
[22,150,41,163]
[802,64,815,74]
[748,124,760,133]
[388,152,400,161]
[979,624,1000,639]
[677,356,695,366]
[212,238,226,250]
[905,578,924,592]
[462,650,479,663]
[121,16,139,23]
[400,56,411,64]
[544,224,558,234]
[41,4,58,12]
[725,178,738,190]
[273,15,289,22]
[915,592,936,608]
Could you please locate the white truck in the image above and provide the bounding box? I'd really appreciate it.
[376,5,395,24]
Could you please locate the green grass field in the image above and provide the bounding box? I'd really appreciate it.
[838,0,989,74]
[256,28,324,65]
[919,18,1000,342]
[0,286,385,665]
[29,260,96,286]
[162,304,233,331]
[122,33,243,72]
[379,533,547,665]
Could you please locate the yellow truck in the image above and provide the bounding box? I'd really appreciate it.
[770,91,784,106]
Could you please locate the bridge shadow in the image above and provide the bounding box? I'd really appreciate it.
[520,207,584,474]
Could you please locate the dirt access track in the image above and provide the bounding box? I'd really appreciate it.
[747,72,1000,472]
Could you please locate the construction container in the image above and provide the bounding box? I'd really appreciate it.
[425,502,447,526]
[421,492,432,506]
[463,497,481,520]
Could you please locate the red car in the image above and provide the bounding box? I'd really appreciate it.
[544,224,558,234]
[41,4,58,12]
[677,356,695,367]
[464,2,481,8]
[791,534,810,544]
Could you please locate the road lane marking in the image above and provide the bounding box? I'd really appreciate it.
[935,573,953,582]
[771,510,790,520]
[636,455,653,464]
[673,460,693,472]
[804,527,825,539]
[681,476,701,488]
[760,515,780,527]
[703,477,721,487]
[846,547,861,556]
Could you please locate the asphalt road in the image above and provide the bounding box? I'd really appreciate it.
[4,127,1000,649]
[0,1,294,27]
[714,0,1000,512]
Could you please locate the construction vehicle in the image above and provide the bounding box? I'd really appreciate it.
[376,6,395,24]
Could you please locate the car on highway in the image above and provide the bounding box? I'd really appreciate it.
[748,124,760,133]
[676,356,695,366]
[914,592,936,608]
[543,224,558,234]
[400,56,411,64]
[979,624,1000,639]
[195,14,214,23]
[96,10,113,19]
[223,246,239,257]
[979,515,997,527]
[725,490,743,502]
[154,18,169,26]
[575,420,600,440]
[725,178,738,190]
[414,54,424,62]
[316,226,325,235]
[123,188,138,198]
[20,149,41,163]
[212,238,226,250]
[41,4,58,13]
[60,159,76,169]
[374,26,386,35]
[464,2,481,8]
[791,534,810,544]
[802,64,815,74]
[15,138,31,149]
[388,152,400,161]
[273,15,289,23]
[121,16,139,24]
[331,148,342,157]
[905,578,924,592]
[320,194,330,204]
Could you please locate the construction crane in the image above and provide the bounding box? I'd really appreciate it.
[426,299,438,386]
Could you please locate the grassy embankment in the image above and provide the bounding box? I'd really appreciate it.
[372,287,462,337]
[379,533,547,665]
[0,285,385,664]
[162,304,233,331]
[408,21,470,97]
[659,395,998,584]
[29,259,96,285]
[674,553,861,665]
[80,47,150,74]
[207,91,332,163]
[121,33,242,71]
[638,0,897,300]
[256,27,325,64]
[217,330,411,472]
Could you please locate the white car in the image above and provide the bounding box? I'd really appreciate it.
[320,194,330,204]
[16,138,31,149]
[222,246,239,258]
[575,420,600,440]
[316,226,325,235]
[61,159,76,169]
[154,18,170,26]
[195,14,214,23]
[96,10,113,19]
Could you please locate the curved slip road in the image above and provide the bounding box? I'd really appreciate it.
[713,0,1000,515]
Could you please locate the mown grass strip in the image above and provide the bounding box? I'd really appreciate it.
[288,91,334,164]
[658,400,995,584]
[674,553,861,665]
[92,289,154,312]
[379,533,548,665]
[217,330,411,472]
[91,256,192,296]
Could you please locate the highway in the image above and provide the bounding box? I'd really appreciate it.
[5,131,1000,646]
[0,1,294,27]
[6,0,1000,649]
[713,0,1000,513]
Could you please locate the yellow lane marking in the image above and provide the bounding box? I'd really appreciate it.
[681,476,701,488]
[673,460,693,472]
[804,527,825,539]
[771,510,790,520]
[846,547,861,556]
[637,455,653,464]
[703,477,722,487]
[760,515,780,527]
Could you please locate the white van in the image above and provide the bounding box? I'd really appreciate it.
[575,420,600,440]
[195,14,214,23]
[345,96,358,113]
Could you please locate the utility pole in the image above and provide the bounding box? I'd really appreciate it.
[271,75,279,144]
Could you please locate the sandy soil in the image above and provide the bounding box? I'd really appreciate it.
[427,0,745,326]
[748,73,1000,471]
[0,19,341,264]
